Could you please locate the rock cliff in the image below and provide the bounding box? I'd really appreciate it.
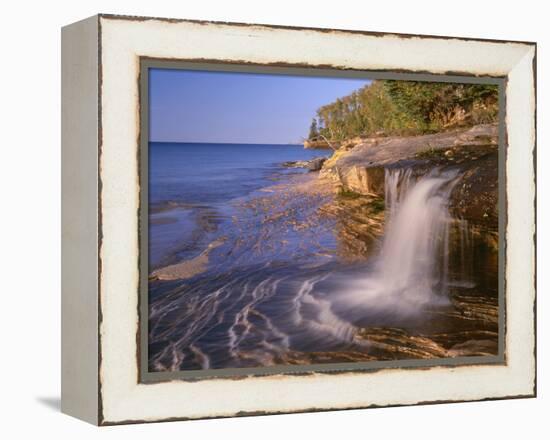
[320,124,499,231]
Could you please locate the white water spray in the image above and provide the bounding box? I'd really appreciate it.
[342,168,460,315]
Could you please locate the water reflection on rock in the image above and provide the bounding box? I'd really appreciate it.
[149,170,498,372]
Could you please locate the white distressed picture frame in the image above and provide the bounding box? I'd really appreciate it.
[61,14,536,425]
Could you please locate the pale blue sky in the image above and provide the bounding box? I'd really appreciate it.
[149,68,371,144]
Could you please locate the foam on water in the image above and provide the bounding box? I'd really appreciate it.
[149,166,479,371]
[339,169,460,315]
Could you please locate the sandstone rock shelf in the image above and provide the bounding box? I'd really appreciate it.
[319,123,499,231]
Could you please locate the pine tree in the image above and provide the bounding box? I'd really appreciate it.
[308,118,319,139]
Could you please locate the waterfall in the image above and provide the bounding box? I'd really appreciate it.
[340,168,460,316]
[384,168,413,217]
[378,168,459,303]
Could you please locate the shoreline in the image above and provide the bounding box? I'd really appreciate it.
[149,122,499,280]
[148,128,500,371]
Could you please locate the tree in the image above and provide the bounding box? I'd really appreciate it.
[308,80,499,141]
[308,118,319,139]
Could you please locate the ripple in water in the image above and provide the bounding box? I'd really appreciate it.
[149,168,477,371]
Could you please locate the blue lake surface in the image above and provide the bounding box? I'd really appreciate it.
[150,142,328,207]
[149,142,330,268]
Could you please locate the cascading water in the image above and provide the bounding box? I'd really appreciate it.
[341,168,460,315]
[149,164,478,370]
[380,168,459,299]
[385,168,413,217]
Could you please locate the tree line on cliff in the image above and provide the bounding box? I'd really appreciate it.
[308,80,498,141]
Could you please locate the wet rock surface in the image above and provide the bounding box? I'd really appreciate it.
[149,128,501,371]
[274,290,499,365]
[319,191,385,260]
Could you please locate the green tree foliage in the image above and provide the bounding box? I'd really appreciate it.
[309,80,498,141]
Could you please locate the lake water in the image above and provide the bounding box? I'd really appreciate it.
[147,142,498,372]
[149,142,329,268]
[150,142,327,206]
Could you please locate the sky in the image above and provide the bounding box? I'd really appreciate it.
[149,68,371,144]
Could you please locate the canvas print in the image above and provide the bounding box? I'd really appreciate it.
[146,68,500,373]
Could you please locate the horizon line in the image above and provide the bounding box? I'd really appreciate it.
[149,140,304,145]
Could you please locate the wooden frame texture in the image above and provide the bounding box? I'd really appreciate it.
[61,14,536,425]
